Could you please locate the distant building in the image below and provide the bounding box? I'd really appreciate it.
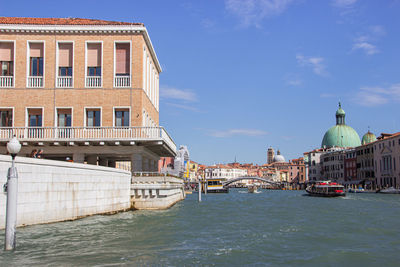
[288,158,306,184]
[267,147,275,164]
[374,132,400,188]
[321,149,347,183]
[204,164,247,180]
[159,145,189,178]
[344,148,357,183]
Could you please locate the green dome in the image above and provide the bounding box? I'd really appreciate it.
[362,131,376,145]
[322,125,361,148]
[336,107,345,116]
[321,102,361,148]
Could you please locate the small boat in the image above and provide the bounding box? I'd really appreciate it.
[247,185,259,193]
[306,181,345,197]
[348,188,366,193]
[206,179,229,193]
[378,187,400,194]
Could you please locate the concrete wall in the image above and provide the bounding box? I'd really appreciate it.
[131,176,185,210]
[0,155,131,229]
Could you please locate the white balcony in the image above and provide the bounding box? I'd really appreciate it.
[0,76,13,87]
[0,126,176,155]
[114,75,131,88]
[27,76,43,88]
[86,76,102,88]
[57,76,73,88]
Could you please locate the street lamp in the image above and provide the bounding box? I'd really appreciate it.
[4,136,21,251]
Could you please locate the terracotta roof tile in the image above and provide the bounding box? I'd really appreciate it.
[0,17,143,26]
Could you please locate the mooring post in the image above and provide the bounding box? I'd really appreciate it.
[4,136,21,251]
[204,179,207,195]
[198,179,202,202]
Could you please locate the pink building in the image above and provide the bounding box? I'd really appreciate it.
[374,132,400,188]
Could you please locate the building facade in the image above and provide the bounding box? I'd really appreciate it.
[0,17,176,171]
[374,133,400,188]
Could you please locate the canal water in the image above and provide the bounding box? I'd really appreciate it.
[1,189,400,266]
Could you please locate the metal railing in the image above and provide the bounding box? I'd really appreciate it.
[86,76,102,88]
[114,75,130,88]
[0,126,176,151]
[27,76,43,88]
[57,76,73,88]
[0,76,13,87]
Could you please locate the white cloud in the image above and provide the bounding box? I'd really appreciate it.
[296,54,328,76]
[352,25,385,56]
[356,84,400,106]
[165,103,200,112]
[208,128,268,138]
[352,42,379,55]
[332,0,357,8]
[320,93,336,98]
[160,86,197,102]
[225,0,293,28]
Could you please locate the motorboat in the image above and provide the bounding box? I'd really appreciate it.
[378,187,400,194]
[306,181,345,197]
[348,188,366,193]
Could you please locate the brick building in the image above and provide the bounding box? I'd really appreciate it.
[0,17,176,171]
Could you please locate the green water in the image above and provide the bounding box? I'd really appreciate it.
[1,189,400,266]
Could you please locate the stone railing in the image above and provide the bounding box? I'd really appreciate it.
[114,75,130,88]
[0,126,176,151]
[86,76,102,88]
[0,76,13,87]
[57,76,73,88]
[27,76,43,88]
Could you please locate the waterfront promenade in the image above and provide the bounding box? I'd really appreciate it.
[1,189,400,266]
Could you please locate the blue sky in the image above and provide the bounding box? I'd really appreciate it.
[2,0,400,165]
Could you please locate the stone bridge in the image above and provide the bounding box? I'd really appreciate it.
[222,176,280,186]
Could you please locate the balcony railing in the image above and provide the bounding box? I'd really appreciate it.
[27,76,43,88]
[86,76,102,88]
[57,76,73,88]
[114,75,131,88]
[0,76,13,87]
[0,126,176,152]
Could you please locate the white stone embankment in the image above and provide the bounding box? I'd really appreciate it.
[0,155,131,229]
[131,176,185,209]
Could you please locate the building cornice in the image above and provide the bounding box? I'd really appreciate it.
[0,24,162,73]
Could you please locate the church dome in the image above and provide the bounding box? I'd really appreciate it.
[362,130,376,145]
[273,150,286,162]
[321,103,361,148]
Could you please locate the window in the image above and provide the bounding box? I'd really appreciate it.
[57,109,72,127]
[88,67,101,76]
[29,43,44,76]
[87,43,102,76]
[115,43,130,75]
[27,108,42,127]
[86,109,101,127]
[114,109,129,127]
[58,43,72,76]
[0,42,14,76]
[0,109,12,127]
[30,57,43,76]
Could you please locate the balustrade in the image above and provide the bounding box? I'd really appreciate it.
[57,76,73,88]
[86,76,102,88]
[0,76,13,87]
[114,75,130,87]
[27,76,43,88]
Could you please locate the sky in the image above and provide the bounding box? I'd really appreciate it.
[1,0,400,165]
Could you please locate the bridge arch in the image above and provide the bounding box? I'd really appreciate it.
[222,177,279,186]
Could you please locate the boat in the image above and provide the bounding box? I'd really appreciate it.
[306,181,346,197]
[348,188,366,193]
[247,185,259,193]
[206,179,229,193]
[378,187,400,194]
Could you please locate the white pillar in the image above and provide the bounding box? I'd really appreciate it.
[73,153,85,163]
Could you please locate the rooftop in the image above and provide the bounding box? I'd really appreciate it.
[0,17,143,26]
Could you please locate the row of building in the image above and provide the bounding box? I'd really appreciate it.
[304,103,399,189]
[164,103,399,191]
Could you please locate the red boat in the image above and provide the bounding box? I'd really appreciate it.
[306,181,346,197]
